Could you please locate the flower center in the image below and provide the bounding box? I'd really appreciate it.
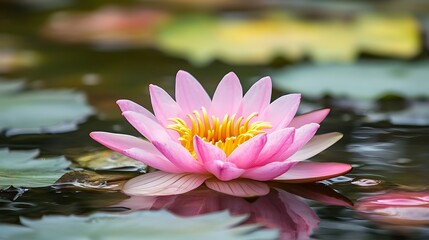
[167,107,271,157]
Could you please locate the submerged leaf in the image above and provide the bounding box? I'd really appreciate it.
[0,148,70,189]
[74,150,146,171]
[0,81,93,136]
[272,61,429,99]
[0,211,279,240]
[56,169,138,191]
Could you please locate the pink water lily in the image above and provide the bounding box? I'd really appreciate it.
[90,70,352,197]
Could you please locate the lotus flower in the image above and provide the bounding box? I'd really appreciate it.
[90,70,352,197]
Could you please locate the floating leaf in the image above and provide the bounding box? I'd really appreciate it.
[306,22,358,63]
[157,14,218,65]
[0,211,279,240]
[56,169,138,191]
[0,80,24,94]
[157,12,420,65]
[0,81,93,136]
[356,14,420,58]
[0,148,70,189]
[74,150,146,171]
[272,61,429,99]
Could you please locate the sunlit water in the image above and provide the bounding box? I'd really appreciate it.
[1,1,428,239]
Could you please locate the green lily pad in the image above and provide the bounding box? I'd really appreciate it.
[272,61,429,99]
[0,211,278,240]
[0,81,93,136]
[0,148,70,189]
[158,14,218,66]
[74,150,146,171]
[0,80,24,94]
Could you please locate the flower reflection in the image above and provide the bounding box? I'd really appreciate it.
[114,183,352,240]
[355,191,429,226]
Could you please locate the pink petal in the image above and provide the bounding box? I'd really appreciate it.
[149,84,185,127]
[152,140,206,173]
[274,162,352,183]
[123,148,182,173]
[193,136,227,163]
[227,133,267,169]
[210,72,242,116]
[259,94,301,132]
[122,111,172,142]
[193,136,243,181]
[254,128,295,166]
[203,160,245,181]
[90,131,159,155]
[116,99,157,122]
[289,132,343,161]
[205,178,270,197]
[271,123,320,162]
[242,76,272,117]
[242,161,298,181]
[90,131,181,172]
[123,171,209,196]
[175,70,211,113]
[289,109,330,128]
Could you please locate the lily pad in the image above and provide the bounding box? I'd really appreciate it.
[157,13,420,65]
[0,80,24,94]
[74,150,146,171]
[0,148,70,189]
[272,61,429,99]
[0,81,93,136]
[56,169,138,191]
[356,14,420,58]
[0,211,279,240]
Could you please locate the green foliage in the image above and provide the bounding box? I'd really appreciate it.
[273,61,429,99]
[0,148,70,189]
[0,211,278,240]
[0,81,93,136]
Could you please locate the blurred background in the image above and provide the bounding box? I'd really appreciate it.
[1,0,429,239]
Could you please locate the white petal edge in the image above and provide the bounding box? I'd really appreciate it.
[289,132,343,161]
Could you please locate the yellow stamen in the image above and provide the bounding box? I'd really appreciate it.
[167,107,272,158]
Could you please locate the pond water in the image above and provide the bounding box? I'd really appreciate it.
[1,1,429,239]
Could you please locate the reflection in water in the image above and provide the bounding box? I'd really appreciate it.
[115,185,352,240]
[356,191,429,226]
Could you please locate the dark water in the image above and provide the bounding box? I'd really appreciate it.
[1,1,429,239]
